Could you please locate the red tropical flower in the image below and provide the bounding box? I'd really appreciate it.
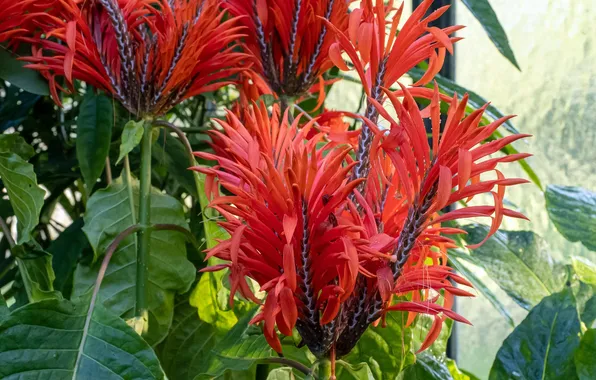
[223,0,350,105]
[0,0,245,116]
[192,104,368,355]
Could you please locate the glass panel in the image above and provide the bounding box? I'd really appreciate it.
[455,1,596,378]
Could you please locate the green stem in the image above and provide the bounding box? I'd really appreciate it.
[152,120,219,249]
[135,120,153,332]
[317,359,332,380]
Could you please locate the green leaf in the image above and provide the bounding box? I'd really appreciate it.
[489,288,581,380]
[13,244,61,302]
[572,257,596,285]
[74,177,195,345]
[573,281,596,327]
[46,219,90,298]
[76,91,114,191]
[0,296,7,321]
[448,250,515,327]
[447,360,479,380]
[336,361,375,380]
[398,352,454,380]
[190,271,238,330]
[545,185,596,251]
[0,150,45,244]
[0,133,35,160]
[213,308,274,366]
[460,0,520,70]
[0,48,49,96]
[343,311,415,379]
[159,293,225,380]
[463,224,567,310]
[575,329,596,380]
[0,297,165,379]
[117,120,144,165]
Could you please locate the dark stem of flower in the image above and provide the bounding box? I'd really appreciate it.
[303,0,336,85]
[350,58,388,200]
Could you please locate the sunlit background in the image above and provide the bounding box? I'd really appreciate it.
[327,0,596,378]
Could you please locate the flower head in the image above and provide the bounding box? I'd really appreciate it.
[0,0,245,116]
[193,104,367,355]
[223,0,350,103]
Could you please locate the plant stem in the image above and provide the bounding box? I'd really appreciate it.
[152,120,220,249]
[104,156,113,185]
[317,359,332,380]
[135,120,153,332]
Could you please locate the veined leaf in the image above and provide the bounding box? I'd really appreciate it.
[398,352,454,380]
[572,257,596,285]
[0,149,45,244]
[0,48,49,96]
[575,329,596,380]
[460,0,520,70]
[343,310,415,379]
[336,361,375,380]
[117,120,144,165]
[545,185,596,251]
[74,177,195,345]
[0,297,165,379]
[463,224,567,310]
[0,133,35,160]
[489,288,581,380]
[159,293,225,380]
[76,91,113,191]
[13,244,60,302]
[449,250,515,327]
[0,296,7,321]
[190,271,238,330]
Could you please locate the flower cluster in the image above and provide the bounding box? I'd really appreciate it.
[224,0,350,106]
[0,0,530,367]
[194,0,529,362]
[0,0,245,116]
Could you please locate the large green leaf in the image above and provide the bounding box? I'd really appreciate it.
[463,224,567,310]
[0,148,45,244]
[489,288,581,380]
[448,250,515,327]
[460,0,520,70]
[545,185,596,251]
[74,177,195,345]
[159,293,224,380]
[0,48,49,96]
[343,311,415,379]
[0,297,165,379]
[575,329,596,380]
[76,91,113,191]
[398,352,454,380]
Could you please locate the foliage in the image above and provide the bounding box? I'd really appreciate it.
[0,0,592,379]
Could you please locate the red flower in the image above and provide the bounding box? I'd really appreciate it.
[223,0,350,104]
[0,0,245,116]
[193,104,367,355]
